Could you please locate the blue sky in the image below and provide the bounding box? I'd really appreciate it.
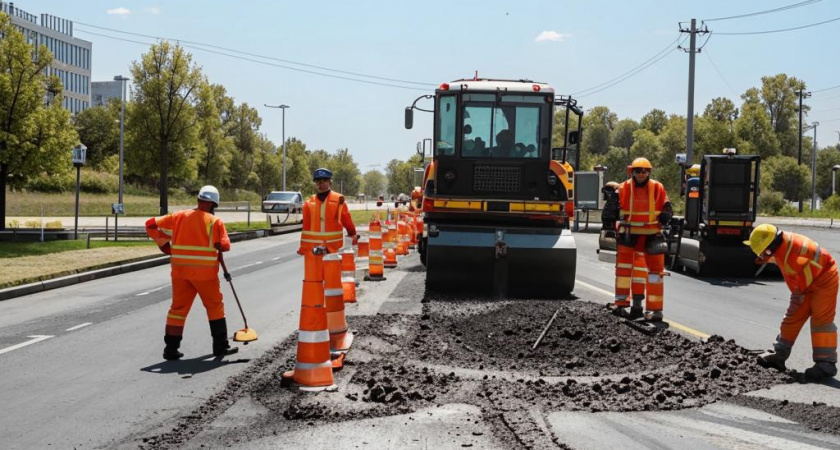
[19,0,840,170]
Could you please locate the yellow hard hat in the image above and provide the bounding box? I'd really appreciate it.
[631,157,652,170]
[743,224,778,256]
[686,164,701,177]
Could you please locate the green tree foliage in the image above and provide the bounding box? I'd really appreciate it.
[386,155,423,196]
[195,83,234,187]
[610,118,639,149]
[816,145,840,199]
[599,147,633,185]
[127,41,203,214]
[582,106,616,156]
[734,103,780,159]
[227,102,262,190]
[551,109,580,148]
[640,109,667,135]
[330,148,362,196]
[362,169,387,198]
[763,156,810,202]
[703,97,738,122]
[252,135,282,196]
[284,138,312,195]
[73,101,121,170]
[0,12,78,229]
[741,74,806,158]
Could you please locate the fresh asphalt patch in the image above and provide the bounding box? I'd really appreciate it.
[130,253,839,450]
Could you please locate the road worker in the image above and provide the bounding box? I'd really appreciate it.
[409,186,423,211]
[601,181,620,234]
[145,185,238,360]
[612,158,673,320]
[298,168,358,256]
[745,224,838,381]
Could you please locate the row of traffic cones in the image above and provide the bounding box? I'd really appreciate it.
[282,210,423,391]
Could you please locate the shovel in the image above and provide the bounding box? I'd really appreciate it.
[218,252,258,344]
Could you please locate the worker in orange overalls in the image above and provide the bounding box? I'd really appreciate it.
[612,158,672,321]
[145,185,238,360]
[746,224,838,381]
[297,168,358,256]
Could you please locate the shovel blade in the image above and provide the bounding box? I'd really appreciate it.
[233,327,258,343]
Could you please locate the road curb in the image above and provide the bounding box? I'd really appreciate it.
[0,225,302,301]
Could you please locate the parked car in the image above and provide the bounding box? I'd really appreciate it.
[261,191,303,213]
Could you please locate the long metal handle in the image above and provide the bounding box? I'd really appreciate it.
[218,252,249,329]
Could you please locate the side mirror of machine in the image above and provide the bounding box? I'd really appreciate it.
[405,107,414,129]
[568,131,580,145]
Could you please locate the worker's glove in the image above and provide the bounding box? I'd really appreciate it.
[352,234,360,246]
[224,272,232,282]
[658,212,672,226]
[145,217,157,229]
[159,243,172,255]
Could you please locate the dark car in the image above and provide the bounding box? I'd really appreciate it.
[261,191,303,213]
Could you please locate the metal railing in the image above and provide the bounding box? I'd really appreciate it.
[86,230,151,249]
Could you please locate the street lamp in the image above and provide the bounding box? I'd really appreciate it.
[113,75,129,240]
[71,144,87,240]
[832,165,840,197]
[265,104,290,191]
[807,122,819,211]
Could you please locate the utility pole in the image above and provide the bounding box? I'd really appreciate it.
[797,88,811,212]
[811,122,819,211]
[265,104,290,190]
[114,75,129,240]
[680,19,709,165]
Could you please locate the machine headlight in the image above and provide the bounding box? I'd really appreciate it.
[547,173,558,186]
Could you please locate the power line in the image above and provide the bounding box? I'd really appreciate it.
[73,21,435,87]
[813,83,840,93]
[576,41,684,99]
[716,16,840,35]
[702,0,821,22]
[75,29,430,92]
[703,49,738,96]
[571,35,683,96]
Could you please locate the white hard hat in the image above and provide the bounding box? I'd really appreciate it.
[197,185,220,206]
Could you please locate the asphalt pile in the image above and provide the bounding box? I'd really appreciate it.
[137,255,840,449]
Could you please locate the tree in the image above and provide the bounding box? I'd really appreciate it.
[640,109,668,135]
[73,101,121,170]
[0,13,78,229]
[703,97,738,122]
[551,110,580,149]
[763,155,810,203]
[284,138,312,195]
[385,155,422,196]
[610,118,639,149]
[195,83,234,187]
[816,145,840,200]
[227,102,262,190]
[734,103,780,160]
[362,170,387,198]
[741,74,806,158]
[330,148,362,196]
[128,42,203,215]
[655,115,688,194]
[252,135,282,196]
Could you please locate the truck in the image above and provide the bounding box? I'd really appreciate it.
[404,78,581,297]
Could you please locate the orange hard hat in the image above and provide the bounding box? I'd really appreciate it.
[631,157,652,170]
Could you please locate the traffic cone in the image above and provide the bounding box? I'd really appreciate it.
[366,217,386,281]
[396,218,409,256]
[341,248,357,303]
[407,214,418,249]
[324,253,353,369]
[357,236,370,274]
[281,252,336,391]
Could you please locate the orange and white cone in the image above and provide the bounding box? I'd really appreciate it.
[341,248,357,304]
[324,253,353,369]
[281,252,336,391]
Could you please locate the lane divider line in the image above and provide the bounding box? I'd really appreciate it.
[0,335,54,356]
[576,280,711,340]
[66,323,93,332]
[137,285,168,297]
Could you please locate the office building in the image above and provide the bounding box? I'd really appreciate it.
[0,1,92,114]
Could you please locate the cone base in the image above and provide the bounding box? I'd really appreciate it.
[330,352,346,370]
[365,274,387,281]
[281,369,335,390]
[330,331,354,354]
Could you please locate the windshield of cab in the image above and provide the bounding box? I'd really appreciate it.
[266,192,297,201]
[462,94,542,159]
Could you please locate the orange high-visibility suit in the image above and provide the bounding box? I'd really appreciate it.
[146,209,231,337]
[298,190,357,255]
[614,178,669,312]
[770,232,838,365]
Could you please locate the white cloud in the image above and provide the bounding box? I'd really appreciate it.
[535,31,571,43]
[106,7,131,16]
[144,7,161,15]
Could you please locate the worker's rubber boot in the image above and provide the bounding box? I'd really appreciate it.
[163,335,184,361]
[804,362,837,381]
[757,350,788,372]
[209,318,239,358]
[629,297,644,320]
[644,311,664,322]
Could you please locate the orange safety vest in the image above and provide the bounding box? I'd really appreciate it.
[300,191,348,253]
[772,232,836,293]
[147,209,231,280]
[618,179,668,235]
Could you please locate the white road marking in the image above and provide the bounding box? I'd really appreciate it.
[136,285,168,296]
[0,335,54,356]
[255,261,263,265]
[66,323,92,331]
[271,257,280,261]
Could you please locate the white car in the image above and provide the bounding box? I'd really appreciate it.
[261,191,303,213]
